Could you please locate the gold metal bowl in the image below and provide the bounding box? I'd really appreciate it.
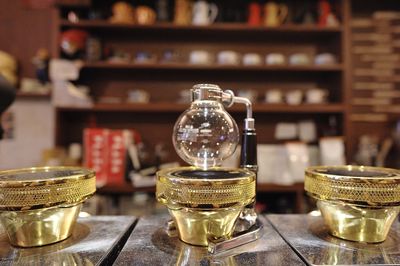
[0,166,96,247]
[305,165,400,243]
[156,167,255,246]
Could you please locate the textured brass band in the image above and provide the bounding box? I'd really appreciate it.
[305,165,400,207]
[0,167,96,210]
[156,167,255,207]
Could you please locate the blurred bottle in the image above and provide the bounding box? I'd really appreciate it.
[65,143,82,166]
[156,0,170,21]
[323,115,338,136]
[389,120,400,168]
[86,36,102,62]
[248,2,261,26]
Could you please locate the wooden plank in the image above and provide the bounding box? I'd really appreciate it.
[353,98,392,105]
[351,114,388,122]
[373,90,400,98]
[372,62,400,69]
[353,82,395,90]
[373,11,400,20]
[353,46,393,54]
[360,54,400,62]
[375,76,400,82]
[354,68,394,77]
[393,26,400,33]
[375,105,400,113]
[351,19,373,28]
[352,33,392,42]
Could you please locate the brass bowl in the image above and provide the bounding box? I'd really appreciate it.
[0,166,96,247]
[156,167,255,246]
[305,165,400,243]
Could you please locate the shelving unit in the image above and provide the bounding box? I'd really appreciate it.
[53,0,353,214]
[82,61,344,72]
[60,19,343,33]
[57,103,345,113]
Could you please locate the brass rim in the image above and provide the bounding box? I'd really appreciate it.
[156,167,256,208]
[305,165,400,206]
[0,166,95,186]
[0,167,96,210]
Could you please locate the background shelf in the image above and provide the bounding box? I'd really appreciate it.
[16,91,51,99]
[56,103,346,113]
[61,20,343,34]
[82,62,343,72]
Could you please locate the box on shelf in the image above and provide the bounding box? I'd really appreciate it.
[83,128,140,187]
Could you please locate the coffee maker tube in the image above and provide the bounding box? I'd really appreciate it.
[229,95,258,174]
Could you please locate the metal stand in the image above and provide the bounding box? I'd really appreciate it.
[165,218,264,255]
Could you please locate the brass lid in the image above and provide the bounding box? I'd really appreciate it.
[305,165,400,207]
[0,167,96,211]
[156,167,255,208]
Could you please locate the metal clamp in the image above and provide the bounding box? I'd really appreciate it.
[208,218,264,255]
[165,218,264,255]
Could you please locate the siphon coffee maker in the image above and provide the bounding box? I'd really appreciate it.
[156,84,263,253]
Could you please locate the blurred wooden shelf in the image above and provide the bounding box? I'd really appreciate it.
[60,20,343,33]
[98,184,155,194]
[16,91,51,99]
[257,182,304,193]
[97,182,304,194]
[82,62,343,72]
[56,103,345,113]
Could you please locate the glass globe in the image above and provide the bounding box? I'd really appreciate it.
[173,100,239,169]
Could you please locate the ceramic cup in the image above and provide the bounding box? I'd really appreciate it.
[217,50,240,65]
[289,53,311,65]
[243,53,262,66]
[286,90,303,105]
[127,89,150,103]
[237,89,258,102]
[306,88,329,104]
[189,50,212,64]
[263,2,288,27]
[265,89,283,103]
[134,51,156,63]
[192,0,218,25]
[315,53,337,65]
[178,89,192,103]
[266,53,286,65]
[161,50,181,63]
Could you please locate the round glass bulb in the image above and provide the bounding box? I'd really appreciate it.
[173,100,239,169]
